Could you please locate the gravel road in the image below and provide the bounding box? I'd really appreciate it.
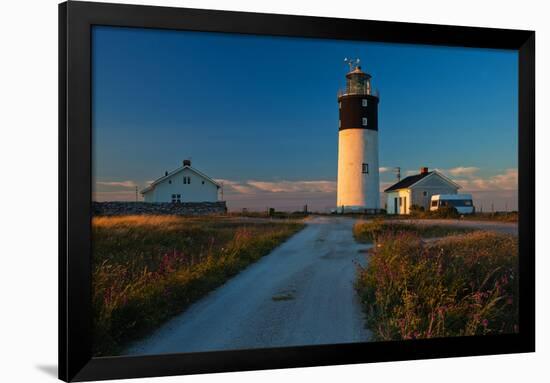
[126,216,371,356]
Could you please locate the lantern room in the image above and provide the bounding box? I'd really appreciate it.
[345,65,371,95]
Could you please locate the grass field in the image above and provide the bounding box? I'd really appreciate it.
[92,215,304,356]
[461,211,518,222]
[353,220,474,243]
[335,210,518,223]
[404,208,518,222]
[355,230,518,340]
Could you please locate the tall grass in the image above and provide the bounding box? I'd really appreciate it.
[462,211,519,222]
[92,215,304,356]
[353,220,473,243]
[356,231,518,340]
[405,208,518,222]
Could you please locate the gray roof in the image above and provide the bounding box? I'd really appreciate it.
[384,170,461,192]
[384,172,433,192]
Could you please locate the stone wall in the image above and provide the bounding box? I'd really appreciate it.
[92,201,227,216]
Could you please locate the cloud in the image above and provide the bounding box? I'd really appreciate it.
[397,167,516,192]
[96,180,137,188]
[379,167,391,173]
[215,179,258,195]
[215,179,337,195]
[248,180,336,193]
[93,191,139,201]
[458,168,518,192]
[400,167,480,179]
[213,178,337,212]
[445,166,480,177]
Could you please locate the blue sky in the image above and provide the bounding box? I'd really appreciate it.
[92,26,518,212]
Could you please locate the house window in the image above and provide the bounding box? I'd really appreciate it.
[202,181,205,185]
[362,163,369,174]
[183,176,191,184]
[423,191,428,196]
[431,200,438,207]
[168,180,172,184]
[362,117,368,126]
[171,194,181,203]
[362,99,368,107]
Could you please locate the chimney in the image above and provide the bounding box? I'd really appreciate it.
[420,167,429,174]
[183,159,191,167]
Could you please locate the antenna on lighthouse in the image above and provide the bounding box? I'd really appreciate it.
[344,57,360,71]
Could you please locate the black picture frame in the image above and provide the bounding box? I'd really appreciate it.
[59,1,535,381]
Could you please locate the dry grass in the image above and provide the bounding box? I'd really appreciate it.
[355,231,518,340]
[353,219,473,243]
[93,214,184,227]
[461,212,518,222]
[92,215,304,356]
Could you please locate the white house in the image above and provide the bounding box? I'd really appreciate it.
[141,160,220,203]
[384,167,461,214]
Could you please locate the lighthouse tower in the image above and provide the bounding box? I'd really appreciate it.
[336,59,380,213]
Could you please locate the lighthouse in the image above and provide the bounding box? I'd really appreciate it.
[336,59,380,213]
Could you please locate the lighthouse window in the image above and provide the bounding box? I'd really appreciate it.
[339,101,342,109]
[362,117,368,126]
[362,99,368,107]
[362,163,369,174]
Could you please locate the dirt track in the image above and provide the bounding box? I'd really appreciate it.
[126,216,371,356]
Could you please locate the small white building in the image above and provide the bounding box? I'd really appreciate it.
[385,167,461,215]
[141,160,220,203]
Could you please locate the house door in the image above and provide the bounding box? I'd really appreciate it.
[394,197,398,214]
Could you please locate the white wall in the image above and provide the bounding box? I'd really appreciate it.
[337,128,380,210]
[386,190,411,214]
[2,1,547,383]
[410,175,459,210]
[143,168,219,202]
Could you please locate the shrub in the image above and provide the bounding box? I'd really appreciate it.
[410,204,425,213]
[355,231,518,340]
[431,206,460,218]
